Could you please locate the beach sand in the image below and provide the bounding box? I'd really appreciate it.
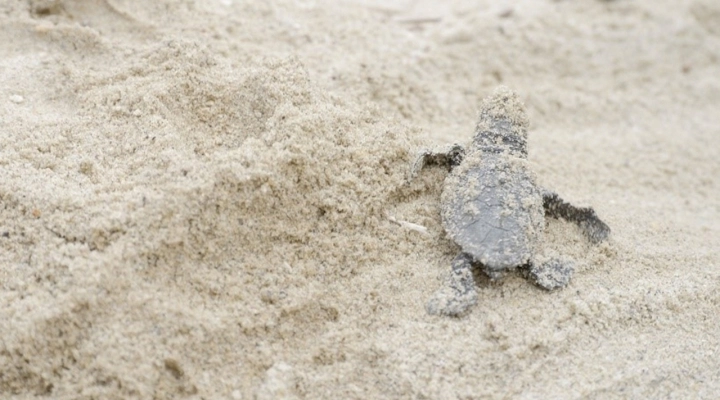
[1,0,719,398]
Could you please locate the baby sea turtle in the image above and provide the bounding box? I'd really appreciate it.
[411,86,610,316]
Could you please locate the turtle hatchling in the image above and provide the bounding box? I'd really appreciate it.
[411,86,610,317]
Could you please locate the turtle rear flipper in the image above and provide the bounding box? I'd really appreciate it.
[426,253,478,317]
[523,258,575,290]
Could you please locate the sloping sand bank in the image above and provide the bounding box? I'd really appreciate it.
[1,0,719,398]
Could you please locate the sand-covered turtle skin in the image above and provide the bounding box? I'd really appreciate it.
[412,86,611,317]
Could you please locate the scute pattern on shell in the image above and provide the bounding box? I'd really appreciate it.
[441,151,544,269]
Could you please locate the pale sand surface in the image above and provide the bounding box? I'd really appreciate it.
[1,0,720,398]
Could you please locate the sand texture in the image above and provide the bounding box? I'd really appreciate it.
[1,0,720,398]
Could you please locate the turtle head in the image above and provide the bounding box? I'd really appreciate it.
[472,86,530,158]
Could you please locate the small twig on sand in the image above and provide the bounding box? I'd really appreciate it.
[388,214,429,236]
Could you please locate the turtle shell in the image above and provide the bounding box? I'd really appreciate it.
[440,151,544,270]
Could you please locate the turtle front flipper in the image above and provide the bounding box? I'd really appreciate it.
[542,191,610,244]
[409,144,465,181]
[426,253,478,317]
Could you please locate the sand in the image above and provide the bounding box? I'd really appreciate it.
[1,0,719,398]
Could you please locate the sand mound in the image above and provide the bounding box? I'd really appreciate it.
[1,32,418,397]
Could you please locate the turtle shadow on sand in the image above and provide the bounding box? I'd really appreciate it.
[411,86,610,317]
